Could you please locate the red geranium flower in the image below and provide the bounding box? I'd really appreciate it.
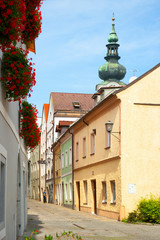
[0,46,36,101]
[20,101,41,150]
[0,0,26,48]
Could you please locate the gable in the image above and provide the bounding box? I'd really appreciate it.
[117,64,160,104]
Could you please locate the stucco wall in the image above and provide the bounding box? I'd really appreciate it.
[73,97,121,219]
[118,66,160,217]
[0,95,28,239]
[74,158,121,220]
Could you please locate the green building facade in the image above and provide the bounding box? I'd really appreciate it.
[61,136,73,208]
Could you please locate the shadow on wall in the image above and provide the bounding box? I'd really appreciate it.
[17,214,43,239]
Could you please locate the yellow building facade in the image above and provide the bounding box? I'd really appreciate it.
[53,143,61,205]
[72,64,160,220]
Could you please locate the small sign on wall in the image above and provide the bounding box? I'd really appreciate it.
[128,184,136,194]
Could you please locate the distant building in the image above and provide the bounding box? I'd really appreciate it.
[29,117,42,201]
[40,92,94,203]
[40,104,49,202]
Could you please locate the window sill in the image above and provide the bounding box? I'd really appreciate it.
[104,146,110,150]
[102,200,107,204]
[90,153,95,156]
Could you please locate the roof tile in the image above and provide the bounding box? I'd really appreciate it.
[51,92,94,111]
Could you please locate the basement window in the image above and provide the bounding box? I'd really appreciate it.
[73,101,81,108]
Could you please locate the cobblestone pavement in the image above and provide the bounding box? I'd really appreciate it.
[19,199,160,240]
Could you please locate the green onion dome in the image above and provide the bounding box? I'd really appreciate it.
[98,16,126,82]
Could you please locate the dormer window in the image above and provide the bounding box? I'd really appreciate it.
[73,101,81,108]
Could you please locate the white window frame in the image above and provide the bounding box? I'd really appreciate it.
[76,142,79,161]
[83,137,86,158]
[0,144,7,238]
[110,180,116,204]
[83,180,88,204]
[61,153,64,169]
[102,181,107,203]
[69,182,72,201]
[65,183,68,201]
[105,130,111,148]
[69,147,72,165]
[65,150,68,167]
[90,133,95,154]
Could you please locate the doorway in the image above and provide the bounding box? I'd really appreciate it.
[91,180,97,214]
[76,182,80,211]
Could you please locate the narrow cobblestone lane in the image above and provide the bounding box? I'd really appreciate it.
[20,199,160,240]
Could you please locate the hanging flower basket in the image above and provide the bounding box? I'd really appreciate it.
[0,46,36,101]
[24,0,42,10]
[20,101,41,150]
[0,0,26,48]
[22,8,42,43]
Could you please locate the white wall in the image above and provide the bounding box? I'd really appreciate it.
[0,53,28,239]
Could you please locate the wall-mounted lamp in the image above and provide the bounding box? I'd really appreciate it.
[92,129,96,135]
[105,121,120,141]
[105,121,113,132]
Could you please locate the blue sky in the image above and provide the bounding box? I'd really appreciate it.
[29,0,160,116]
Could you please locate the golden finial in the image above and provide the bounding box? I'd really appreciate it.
[112,12,115,24]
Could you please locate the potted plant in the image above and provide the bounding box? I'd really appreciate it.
[0,46,36,101]
[0,0,26,48]
[20,101,41,150]
[22,6,42,43]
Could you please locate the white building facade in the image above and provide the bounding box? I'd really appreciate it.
[0,51,28,239]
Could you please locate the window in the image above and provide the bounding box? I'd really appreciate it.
[65,150,68,167]
[73,101,81,108]
[69,182,72,201]
[61,153,64,169]
[102,181,107,203]
[55,158,57,171]
[83,137,86,158]
[69,147,72,165]
[76,142,79,161]
[0,146,6,232]
[65,183,68,201]
[90,132,95,154]
[59,156,61,170]
[83,181,88,204]
[110,180,116,203]
[105,130,111,148]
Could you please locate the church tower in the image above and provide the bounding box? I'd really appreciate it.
[93,16,126,105]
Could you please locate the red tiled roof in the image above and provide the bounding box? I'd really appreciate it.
[44,104,49,121]
[51,92,94,111]
[55,121,74,132]
[55,125,61,132]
